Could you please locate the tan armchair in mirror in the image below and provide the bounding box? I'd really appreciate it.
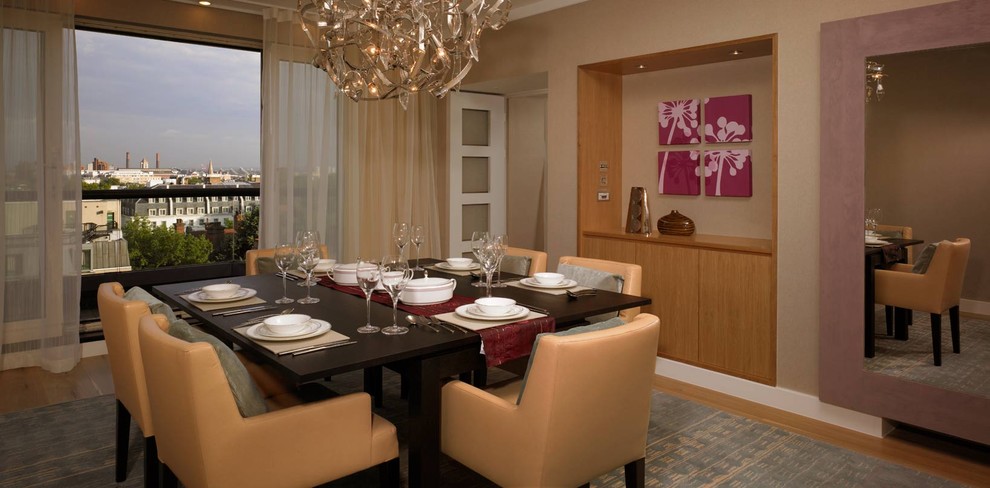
[874,238,971,366]
[441,313,660,488]
[245,245,329,275]
[137,314,399,488]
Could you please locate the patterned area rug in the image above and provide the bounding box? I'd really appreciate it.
[867,310,990,398]
[0,369,957,488]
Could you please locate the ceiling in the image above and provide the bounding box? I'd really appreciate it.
[169,0,590,21]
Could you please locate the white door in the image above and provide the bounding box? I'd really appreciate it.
[448,92,507,257]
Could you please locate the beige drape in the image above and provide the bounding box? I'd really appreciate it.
[338,95,448,263]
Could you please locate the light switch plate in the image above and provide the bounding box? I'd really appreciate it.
[599,175,608,186]
[598,161,609,171]
[597,192,610,201]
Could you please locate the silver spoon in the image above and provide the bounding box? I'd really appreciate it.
[406,314,440,332]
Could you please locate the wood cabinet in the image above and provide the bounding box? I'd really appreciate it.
[583,231,775,385]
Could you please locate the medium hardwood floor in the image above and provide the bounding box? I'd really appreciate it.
[1,355,986,486]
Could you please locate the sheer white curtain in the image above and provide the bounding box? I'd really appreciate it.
[259,8,339,253]
[0,0,82,373]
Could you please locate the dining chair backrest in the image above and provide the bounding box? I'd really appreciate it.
[97,282,154,436]
[876,224,914,263]
[557,255,642,320]
[505,246,548,276]
[245,245,328,275]
[926,238,971,312]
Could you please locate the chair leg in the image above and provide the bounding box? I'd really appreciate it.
[624,457,645,488]
[144,436,160,488]
[930,313,942,366]
[894,308,910,340]
[472,367,488,388]
[161,464,178,488]
[883,305,894,336]
[950,305,961,353]
[115,400,131,482]
[378,457,400,488]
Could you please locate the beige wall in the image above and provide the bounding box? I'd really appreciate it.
[622,56,773,239]
[866,44,990,301]
[507,95,548,250]
[464,0,952,395]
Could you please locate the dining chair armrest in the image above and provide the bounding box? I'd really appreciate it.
[875,268,931,310]
[889,263,914,273]
[442,380,529,466]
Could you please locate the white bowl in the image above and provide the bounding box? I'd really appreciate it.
[331,263,358,285]
[402,277,455,304]
[263,314,311,336]
[475,297,516,316]
[201,283,241,299]
[534,272,565,285]
[314,258,336,273]
[445,257,473,269]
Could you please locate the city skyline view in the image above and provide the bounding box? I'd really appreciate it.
[76,30,260,172]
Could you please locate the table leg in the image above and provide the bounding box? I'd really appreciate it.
[364,366,383,408]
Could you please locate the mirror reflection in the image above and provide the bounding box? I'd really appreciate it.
[864,42,990,398]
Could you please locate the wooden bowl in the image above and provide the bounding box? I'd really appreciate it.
[658,210,695,236]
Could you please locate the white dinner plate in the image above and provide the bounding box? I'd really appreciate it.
[455,304,530,321]
[435,262,481,271]
[865,239,889,246]
[518,277,578,290]
[245,319,331,342]
[186,288,258,303]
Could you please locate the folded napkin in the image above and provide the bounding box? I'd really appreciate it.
[433,312,556,367]
[506,280,593,296]
[233,326,350,355]
[181,295,266,312]
[881,244,904,264]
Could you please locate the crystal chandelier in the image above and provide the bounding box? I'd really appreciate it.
[866,60,887,102]
[298,0,512,107]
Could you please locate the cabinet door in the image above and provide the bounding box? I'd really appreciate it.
[698,250,774,384]
[638,244,699,362]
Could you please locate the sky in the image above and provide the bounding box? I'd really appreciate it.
[76,31,260,171]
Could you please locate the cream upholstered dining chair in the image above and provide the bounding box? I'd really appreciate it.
[97,282,169,487]
[876,224,914,262]
[875,238,971,366]
[138,314,399,488]
[245,244,329,275]
[557,255,643,321]
[442,313,661,488]
[502,246,548,276]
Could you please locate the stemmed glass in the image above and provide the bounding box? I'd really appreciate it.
[411,225,425,271]
[865,208,883,235]
[470,231,490,288]
[491,234,508,288]
[274,243,295,304]
[393,223,410,259]
[295,231,321,304]
[479,240,500,297]
[296,230,322,287]
[379,255,413,335]
[356,259,382,334]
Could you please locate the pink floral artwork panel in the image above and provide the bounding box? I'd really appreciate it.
[703,149,752,197]
[703,94,752,143]
[657,150,701,195]
[658,99,700,145]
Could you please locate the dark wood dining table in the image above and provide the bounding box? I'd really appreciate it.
[152,259,651,488]
[864,238,924,358]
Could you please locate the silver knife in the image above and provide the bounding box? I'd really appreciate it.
[282,340,357,356]
[214,306,275,317]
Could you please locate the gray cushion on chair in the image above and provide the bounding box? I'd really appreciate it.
[912,243,939,274]
[557,263,624,322]
[168,319,268,417]
[255,256,280,275]
[500,255,532,276]
[516,317,626,404]
[123,286,177,324]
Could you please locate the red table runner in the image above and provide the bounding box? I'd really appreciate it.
[317,276,555,367]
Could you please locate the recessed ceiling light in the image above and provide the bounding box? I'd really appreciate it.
[198,1,211,5]
[637,64,646,69]
[731,50,742,56]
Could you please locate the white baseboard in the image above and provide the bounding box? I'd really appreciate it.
[655,358,889,437]
[960,298,990,316]
[81,341,107,358]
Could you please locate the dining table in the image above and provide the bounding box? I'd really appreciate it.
[152,258,651,488]
[864,238,924,357]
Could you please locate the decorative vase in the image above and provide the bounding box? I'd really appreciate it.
[658,210,695,236]
[625,187,652,234]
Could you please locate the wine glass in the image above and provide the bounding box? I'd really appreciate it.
[411,225,425,271]
[356,259,381,334]
[379,255,413,335]
[866,208,883,235]
[470,231,490,288]
[295,230,322,287]
[393,222,410,259]
[273,243,295,304]
[479,240,500,297]
[295,232,321,304]
[491,234,508,288]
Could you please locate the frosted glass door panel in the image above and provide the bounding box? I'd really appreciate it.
[461,204,490,241]
[462,109,490,146]
[462,157,490,193]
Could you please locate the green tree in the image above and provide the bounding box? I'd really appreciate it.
[123,217,213,269]
[231,207,259,261]
[81,177,123,190]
